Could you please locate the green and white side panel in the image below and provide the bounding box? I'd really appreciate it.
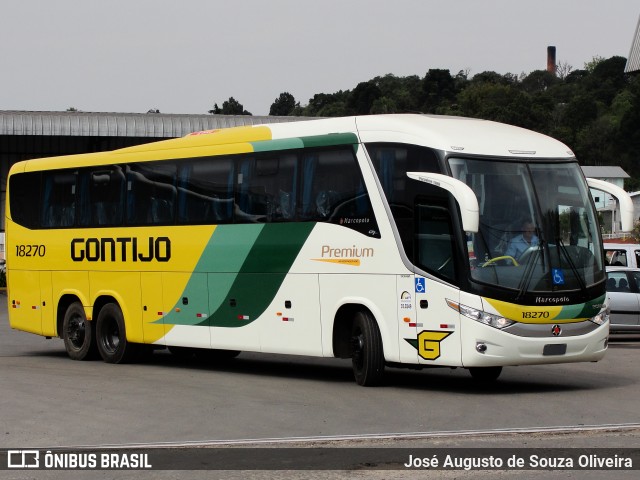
[154,223,320,353]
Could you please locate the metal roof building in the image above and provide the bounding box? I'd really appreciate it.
[0,110,296,138]
[581,166,631,181]
[626,15,640,73]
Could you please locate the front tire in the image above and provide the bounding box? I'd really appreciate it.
[96,303,139,364]
[62,302,97,360]
[351,311,385,386]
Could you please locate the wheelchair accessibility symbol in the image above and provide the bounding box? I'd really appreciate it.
[552,268,565,285]
[415,278,426,293]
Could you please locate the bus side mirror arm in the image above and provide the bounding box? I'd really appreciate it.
[586,178,634,232]
[407,172,479,233]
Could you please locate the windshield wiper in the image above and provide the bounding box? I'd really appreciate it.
[555,238,586,293]
[515,243,541,301]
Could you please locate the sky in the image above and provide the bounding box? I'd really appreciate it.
[1,0,639,116]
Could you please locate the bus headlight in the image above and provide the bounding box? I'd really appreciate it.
[447,300,516,329]
[590,309,609,326]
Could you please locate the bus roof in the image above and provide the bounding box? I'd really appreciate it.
[12,114,575,172]
[353,114,574,158]
[178,114,575,159]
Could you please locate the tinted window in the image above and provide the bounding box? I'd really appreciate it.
[236,153,297,222]
[9,172,41,229]
[607,271,631,292]
[178,157,235,224]
[127,162,177,225]
[79,167,125,226]
[9,146,378,237]
[415,198,457,282]
[367,143,442,259]
[41,171,77,228]
[300,149,378,236]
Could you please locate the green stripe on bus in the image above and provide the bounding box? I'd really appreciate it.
[202,222,315,327]
[301,133,359,148]
[249,133,359,154]
[159,225,263,326]
[570,294,606,319]
[160,223,315,328]
[250,138,304,152]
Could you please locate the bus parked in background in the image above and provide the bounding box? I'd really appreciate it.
[6,114,633,385]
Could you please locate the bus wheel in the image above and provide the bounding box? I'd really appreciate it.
[96,303,138,364]
[62,302,96,360]
[469,366,502,382]
[351,310,385,386]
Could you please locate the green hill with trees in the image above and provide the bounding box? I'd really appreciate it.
[212,55,640,190]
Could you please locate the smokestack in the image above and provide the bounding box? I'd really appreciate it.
[547,46,557,75]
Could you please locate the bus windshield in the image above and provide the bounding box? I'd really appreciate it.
[449,158,605,293]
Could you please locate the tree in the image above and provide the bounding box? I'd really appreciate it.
[584,56,605,73]
[520,70,559,94]
[269,92,298,116]
[374,74,422,112]
[348,80,382,115]
[562,95,599,132]
[556,61,573,80]
[586,56,629,105]
[422,69,456,113]
[631,221,640,243]
[209,97,252,115]
[370,96,398,114]
[302,91,350,116]
[469,71,512,85]
[457,82,541,128]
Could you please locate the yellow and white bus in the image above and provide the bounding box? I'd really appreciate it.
[6,114,633,385]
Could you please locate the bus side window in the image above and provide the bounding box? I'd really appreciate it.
[177,157,234,224]
[41,171,77,228]
[300,148,378,237]
[236,154,297,223]
[79,167,125,227]
[367,143,442,257]
[127,162,177,226]
[9,172,41,229]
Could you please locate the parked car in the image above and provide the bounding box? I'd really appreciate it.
[604,243,640,268]
[605,266,640,332]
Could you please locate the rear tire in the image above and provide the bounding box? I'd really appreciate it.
[62,302,97,360]
[351,310,385,386]
[96,303,139,364]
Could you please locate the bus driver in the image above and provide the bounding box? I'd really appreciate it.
[506,219,539,260]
